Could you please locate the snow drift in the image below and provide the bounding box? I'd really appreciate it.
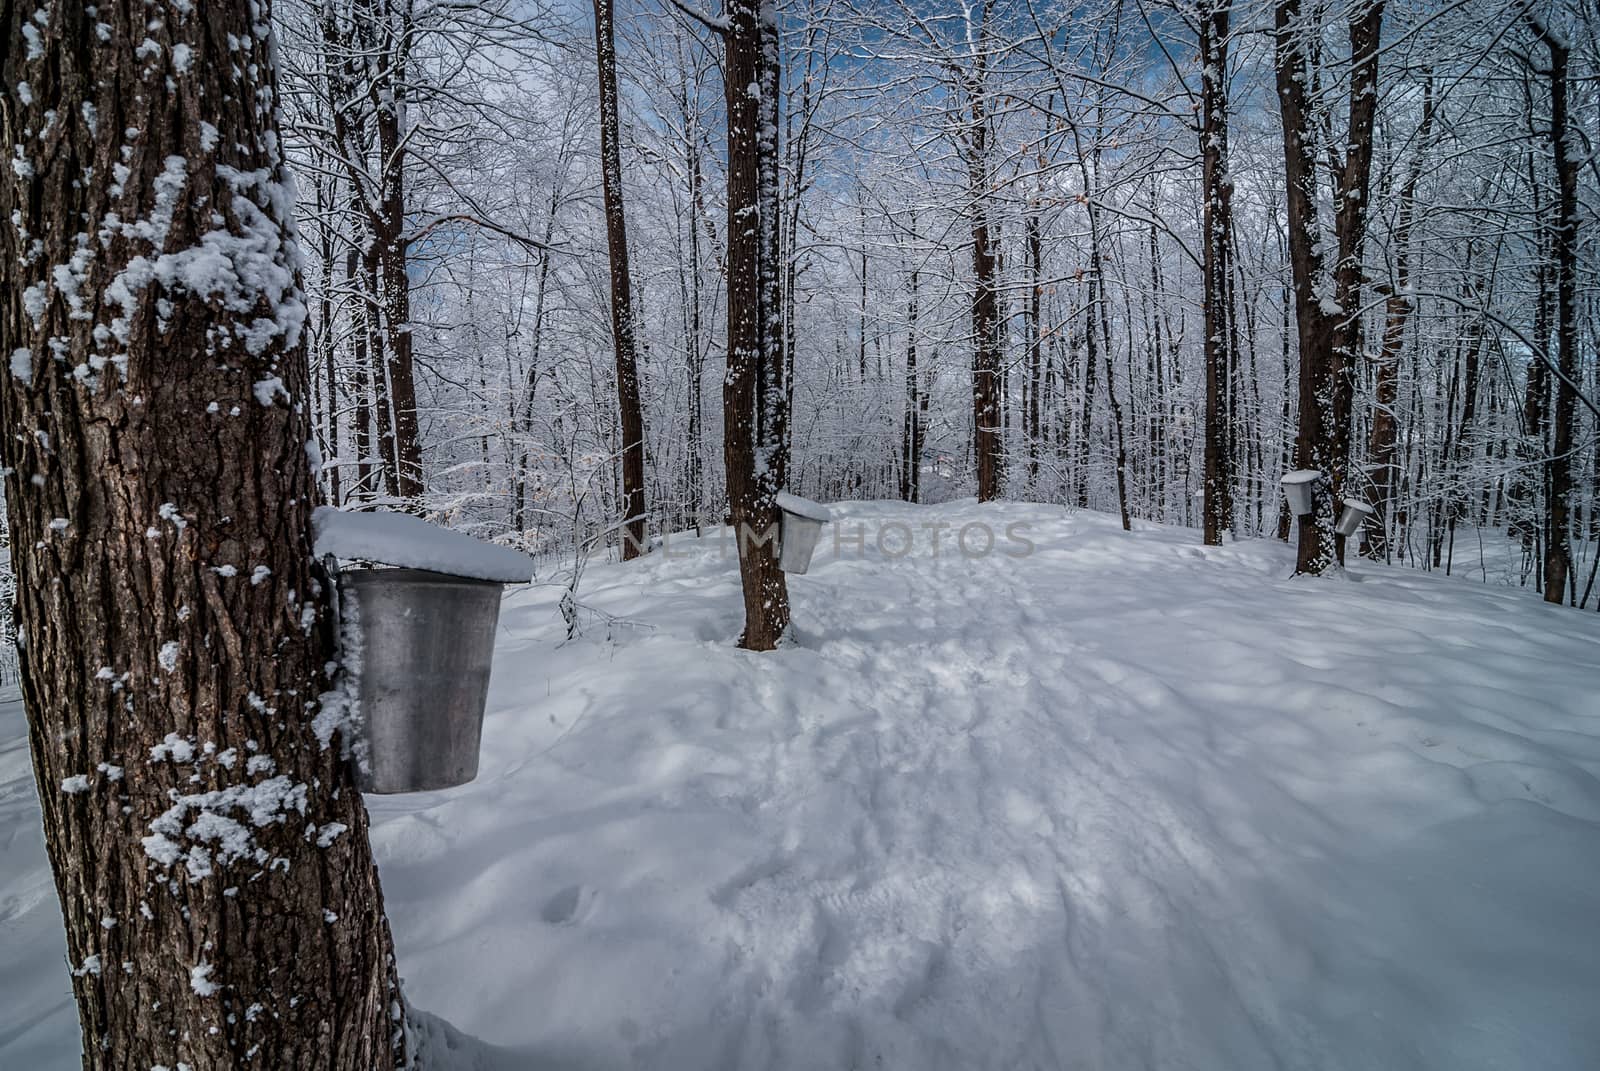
[3,500,1598,1069]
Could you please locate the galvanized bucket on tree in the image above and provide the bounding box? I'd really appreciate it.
[1279,470,1322,516]
[340,568,503,793]
[775,492,832,575]
[1334,498,1376,539]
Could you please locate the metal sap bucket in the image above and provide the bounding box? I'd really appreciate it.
[1335,498,1375,538]
[340,568,503,793]
[776,492,831,574]
[1279,470,1322,516]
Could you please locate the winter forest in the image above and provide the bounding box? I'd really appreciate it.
[267,0,1600,602]
[3,0,1600,1068]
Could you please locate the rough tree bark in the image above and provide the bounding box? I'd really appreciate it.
[1025,202,1044,487]
[963,7,1003,503]
[1,1,408,1067]
[1199,0,1235,546]
[902,212,923,503]
[322,0,423,505]
[723,0,791,649]
[1532,14,1578,604]
[680,44,708,527]
[1274,0,1385,574]
[594,0,649,558]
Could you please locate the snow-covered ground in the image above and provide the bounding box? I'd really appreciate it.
[4,500,1600,1069]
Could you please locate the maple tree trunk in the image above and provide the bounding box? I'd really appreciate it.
[594,0,648,558]
[902,229,923,503]
[1026,208,1044,486]
[964,42,1002,503]
[1200,0,1235,546]
[1275,0,1384,573]
[1538,19,1578,604]
[1,2,407,1066]
[723,0,790,650]
[370,0,425,504]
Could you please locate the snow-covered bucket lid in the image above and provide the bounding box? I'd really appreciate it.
[1341,498,1375,515]
[775,492,832,524]
[313,507,534,583]
[1280,469,1322,485]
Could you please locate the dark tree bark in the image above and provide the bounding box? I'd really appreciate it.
[365,247,401,500]
[902,213,923,503]
[723,0,790,650]
[1092,241,1132,531]
[1274,0,1385,574]
[1532,15,1578,604]
[1,1,407,1067]
[594,0,649,558]
[512,176,563,536]
[323,0,422,505]
[350,243,378,501]
[859,194,870,382]
[1511,140,1552,586]
[1025,204,1044,486]
[1199,0,1235,546]
[311,172,342,506]
[369,0,424,503]
[681,48,708,527]
[963,11,1003,503]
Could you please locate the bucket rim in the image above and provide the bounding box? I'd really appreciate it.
[338,565,506,588]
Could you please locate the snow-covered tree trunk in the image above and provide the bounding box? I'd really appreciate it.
[1199,0,1235,546]
[369,0,425,504]
[1025,203,1043,488]
[594,0,649,558]
[723,0,791,650]
[1274,0,1384,574]
[902,210,923,503]
[1534,14,1578,605]
[964,50,1003,503]
[1,2,407,1066]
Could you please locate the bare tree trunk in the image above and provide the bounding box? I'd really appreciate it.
[365,248,400,500]
[1534,16,1578,604]
[1146,186,1169,512]
[1368,80,1434,560]
[348,238,377,502]
[312,174,343,506]
[684,68,708,527]
[368,0,424,503]
[966,77,1003,502]
[1092,244,1132,531]
[1200,0,1235,546]
[859,193,871,382]
[513,182,562,536]
[1077,315,1098,509]
[902,215,923,503]
[594,0,649,558]
[1275,0,1385,573]
[1,2,407,1066]
[723,0,790,650]
[1026,205,1044,487]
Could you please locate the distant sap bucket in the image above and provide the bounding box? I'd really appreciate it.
[339,568,503,794]
[775,492,831,575]
[1334,499,1376,539]
[1279,470,1323,516]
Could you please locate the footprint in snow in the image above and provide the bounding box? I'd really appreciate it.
[541,884,600,926]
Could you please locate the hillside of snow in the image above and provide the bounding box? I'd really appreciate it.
[4,500,1599,1069]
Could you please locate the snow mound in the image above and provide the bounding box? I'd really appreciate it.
[312,507,532,583]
